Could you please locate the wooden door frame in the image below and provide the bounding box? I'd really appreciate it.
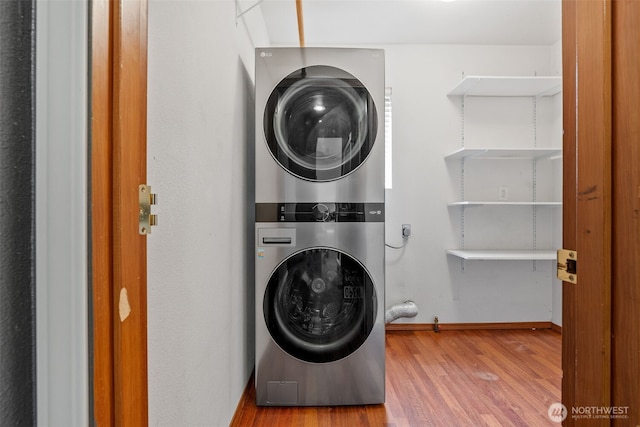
[611,1,640,423]
[90,0,114,423]
[562,0,613,423]
[561,0,577,418]
[562,0,640,425]
[91,0,149,425]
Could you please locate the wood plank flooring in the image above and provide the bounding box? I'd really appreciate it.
[231,329,561,427]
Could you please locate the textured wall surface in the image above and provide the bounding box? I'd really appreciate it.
[147,1,268,425]
[0,0,37,425]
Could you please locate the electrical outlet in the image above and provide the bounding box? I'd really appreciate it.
[402,224,411,238]
[499,186,509,201]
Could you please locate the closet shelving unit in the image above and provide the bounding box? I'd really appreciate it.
[446,75,562,262]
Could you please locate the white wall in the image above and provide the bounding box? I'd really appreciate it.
[146,1,268,426]
[381,45,563,325]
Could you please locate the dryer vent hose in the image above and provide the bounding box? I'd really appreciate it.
[385,301,419,324]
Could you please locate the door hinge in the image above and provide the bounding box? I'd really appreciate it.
[557,249,577,284]
[139,184,157,235]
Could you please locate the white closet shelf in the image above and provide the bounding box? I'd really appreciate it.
[446,249,557,261]
[448,201,562,207]
[448,76,562,97]
[444,147,562,160]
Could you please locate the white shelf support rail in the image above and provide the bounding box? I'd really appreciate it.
[460,90,466,271]
[532,96,538,271]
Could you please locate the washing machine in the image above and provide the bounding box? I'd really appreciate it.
[255,47,385,203]
[254,202,385,406]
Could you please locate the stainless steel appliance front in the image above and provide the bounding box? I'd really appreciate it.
[255,47,385,203]
[254,210,385,406]
[254,48,385,406]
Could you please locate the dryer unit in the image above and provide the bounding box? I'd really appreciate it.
[255,47,385,203]
[254,203,385,406]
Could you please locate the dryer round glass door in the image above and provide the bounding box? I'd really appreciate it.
[264,65,378,182]
[264,247,377,363]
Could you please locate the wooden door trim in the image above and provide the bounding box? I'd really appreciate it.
[561,0,577,417]
[91,0,149,425]
[562,0,613,423]
[112,0,149,424]
[611,1,640,423]
[91,0,115,423]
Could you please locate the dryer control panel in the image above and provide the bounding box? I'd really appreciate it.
[256,202,384,223]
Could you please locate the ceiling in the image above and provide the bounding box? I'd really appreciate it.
[255,0,562,46]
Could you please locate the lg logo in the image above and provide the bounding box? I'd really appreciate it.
[260,51,273,58]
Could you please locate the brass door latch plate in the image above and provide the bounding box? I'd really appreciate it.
[557,249,577,284]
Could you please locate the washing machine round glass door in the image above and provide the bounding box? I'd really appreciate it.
[264,65,378,182]
[264,248,377,363]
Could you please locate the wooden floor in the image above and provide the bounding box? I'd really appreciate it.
[231,329,561,427]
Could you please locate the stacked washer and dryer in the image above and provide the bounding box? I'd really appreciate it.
[254,47,385,406]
